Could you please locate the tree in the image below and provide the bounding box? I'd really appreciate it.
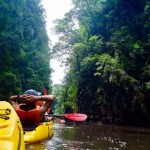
[52,0,150,124]
[0,0,52,100]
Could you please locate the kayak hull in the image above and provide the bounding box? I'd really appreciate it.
[24,121,54,143]
[0,101,25,150]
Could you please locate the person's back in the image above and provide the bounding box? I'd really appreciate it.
[9,89,55,123]
[15,103,41,123]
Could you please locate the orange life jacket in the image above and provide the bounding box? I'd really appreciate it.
[16,104,41,123]
[37,101,44,107]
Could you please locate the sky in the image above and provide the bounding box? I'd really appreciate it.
[41,0,72,84]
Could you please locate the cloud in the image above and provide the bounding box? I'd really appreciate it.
[41,0,72,84]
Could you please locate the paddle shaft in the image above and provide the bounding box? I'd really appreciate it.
[45,113,87,121]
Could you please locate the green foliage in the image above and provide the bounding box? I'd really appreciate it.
[64,101,76,113]
[52,0,150,124]
[0,72,21,100]
[0,0,52,100]
[52,84,65,114]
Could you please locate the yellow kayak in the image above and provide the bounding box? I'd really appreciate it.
[24,121,54,143]
[0,101,25,150]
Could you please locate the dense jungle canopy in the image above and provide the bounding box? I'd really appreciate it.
[0,0,51,99]
[0,0,150,125]
[52,0,150,125]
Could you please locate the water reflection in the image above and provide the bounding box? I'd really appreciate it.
[26,122,150,150]
[25,142,46,150]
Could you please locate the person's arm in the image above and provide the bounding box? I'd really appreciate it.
[9,95,21,109]
[19,94,55,116]
[10,94,55,118]
[22,94,54,104]
[39,95,55,118]
[10,94,29,109]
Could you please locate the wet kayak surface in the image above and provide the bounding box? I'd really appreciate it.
[26,122,150,150]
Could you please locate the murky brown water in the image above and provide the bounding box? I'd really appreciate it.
[26,122,150,150]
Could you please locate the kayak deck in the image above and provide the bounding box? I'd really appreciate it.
[0,101,25,150]
[23,121,54,143]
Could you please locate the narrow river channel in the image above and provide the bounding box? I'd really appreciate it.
[26,122,150,150]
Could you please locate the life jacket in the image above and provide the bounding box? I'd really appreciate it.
[16,104,41,123]
[37,101,44,107]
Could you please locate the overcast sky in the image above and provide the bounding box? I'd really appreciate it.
[41,0,72,84]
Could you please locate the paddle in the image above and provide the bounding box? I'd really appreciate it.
[57,119,66,123]
[46,113,87,122]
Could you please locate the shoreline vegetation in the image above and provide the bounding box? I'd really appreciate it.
[0,0,149,128]
[52,0,150,127]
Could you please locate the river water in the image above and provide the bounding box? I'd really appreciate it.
[26,122,150,150]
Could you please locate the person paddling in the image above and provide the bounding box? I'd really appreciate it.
[9,89,55,123]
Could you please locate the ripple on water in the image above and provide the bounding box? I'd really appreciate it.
[26,123,150,150]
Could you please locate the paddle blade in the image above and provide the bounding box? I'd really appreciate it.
[65,113,87,121]
[58,119,65,124]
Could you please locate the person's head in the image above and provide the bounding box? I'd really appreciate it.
[23,89,41,110]
[24,89,41,96]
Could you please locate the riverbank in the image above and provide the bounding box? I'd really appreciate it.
[86,115,150,128]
